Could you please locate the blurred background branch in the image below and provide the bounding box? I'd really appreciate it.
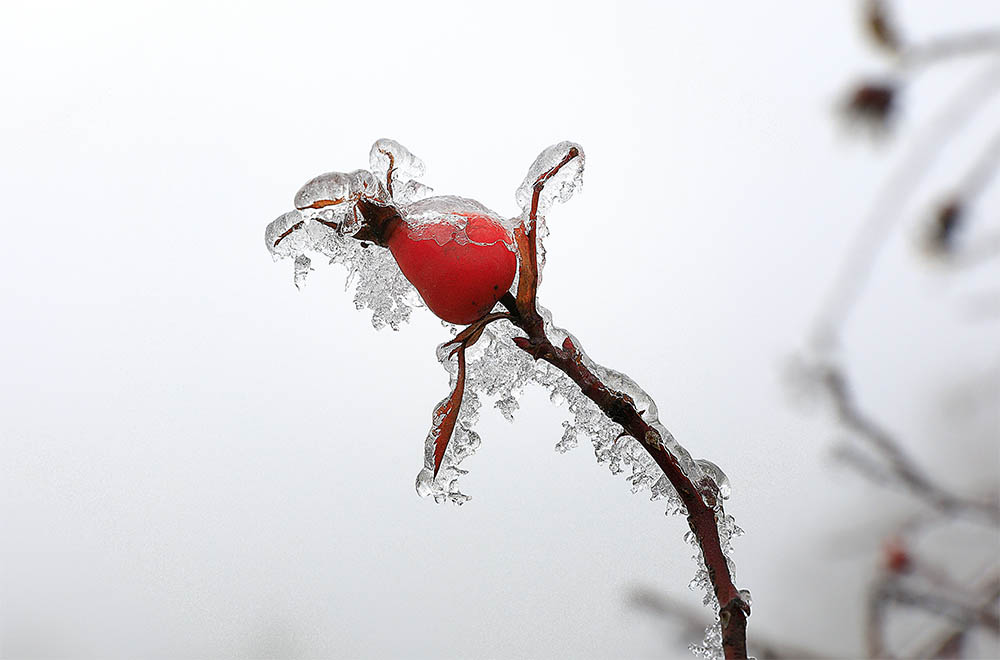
[636,2,1000,657]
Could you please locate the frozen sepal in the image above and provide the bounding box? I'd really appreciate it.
[265,210,325,260]
[515,141,585,216]
[369,138,433,205]
[293,169,380,213]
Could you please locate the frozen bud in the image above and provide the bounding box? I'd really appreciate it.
[515,141,585,216]
[294,169,378,211]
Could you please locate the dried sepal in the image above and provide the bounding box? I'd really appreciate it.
[430,347,467,478]
[431,312,512,476]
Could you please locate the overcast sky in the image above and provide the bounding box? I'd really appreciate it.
[2,1,998,658]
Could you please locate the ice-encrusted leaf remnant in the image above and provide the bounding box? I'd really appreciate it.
[370,138,433,205]
[515,140,585,216]
[294,169,380,212]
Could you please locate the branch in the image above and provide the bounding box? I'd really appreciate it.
[925,129,1000,258]
[513,146,580,319]
[500,293,750,658]
[821,364,1000,525]
[813,63,1000,348]
[497,147,750,657]
[901,31,1000,70]
[916,578,1000,658]
[630,588,824,659]
[868,571,1000,659]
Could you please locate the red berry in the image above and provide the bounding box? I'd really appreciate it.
[387,212,516,325]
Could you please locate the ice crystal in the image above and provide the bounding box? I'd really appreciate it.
[265,139,744,643]
[689,617,724,660]
[294,169,381,213]
[515,140,585,217]
[292,254,312,290]
[401,195,514,249]
[369,138,433,206]
[265,206,416,330]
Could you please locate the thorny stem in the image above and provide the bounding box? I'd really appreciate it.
[500,294,750,659]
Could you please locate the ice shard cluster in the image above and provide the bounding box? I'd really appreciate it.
[265,139,741,658]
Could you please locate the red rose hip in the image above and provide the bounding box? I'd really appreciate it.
[387,207,516,325]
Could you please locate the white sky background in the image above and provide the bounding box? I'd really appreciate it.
[2,1,998,658]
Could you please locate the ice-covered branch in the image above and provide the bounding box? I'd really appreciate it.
[265,138,750,659]
[497,293,750,658]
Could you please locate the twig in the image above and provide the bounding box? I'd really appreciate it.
[916,578,1000,658]
[812,63,1000,348]
[630,588,826,659]
[500,293,749,658]
[901,31,1000,71]
[501,149,749,656]
[957,129,1000,200]
[887,583,1000,633]
[822,364,1000,525]
[867,575,893,659]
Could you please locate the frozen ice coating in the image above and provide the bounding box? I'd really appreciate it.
[369,138,434,205]
[515,141,586,217]
[265,139,742,653]
[401,195,515,249]
[294,169,380,211]
[695,458,732,501]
